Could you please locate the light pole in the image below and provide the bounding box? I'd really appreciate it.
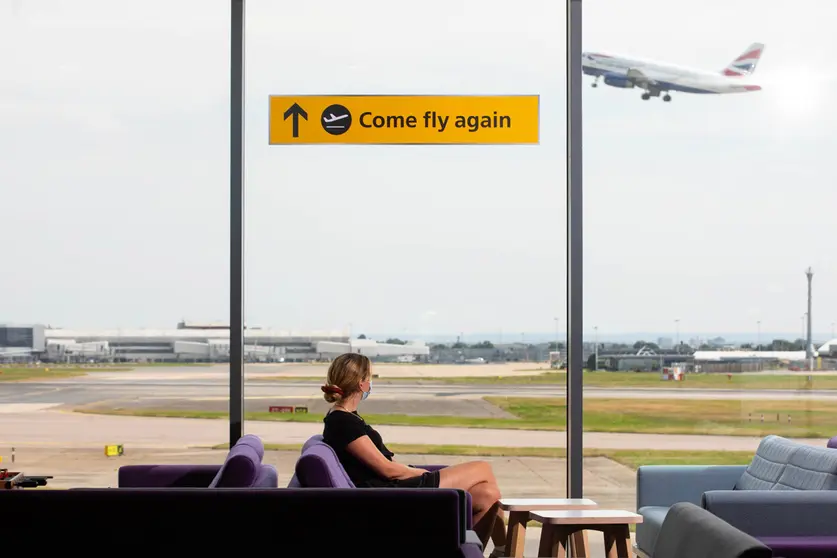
[801,314,806,348]
[593,326,598,371]
[805,267,814,371]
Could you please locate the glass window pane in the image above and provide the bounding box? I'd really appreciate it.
[583,3,833,553]
[243,0,566,553]
[0,0,229,487]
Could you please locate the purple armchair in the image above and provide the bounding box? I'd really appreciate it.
[289,436,472,521]
[118,434,278,488]
[289,435,481,552]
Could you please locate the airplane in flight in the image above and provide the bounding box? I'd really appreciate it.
[582,43,765,102]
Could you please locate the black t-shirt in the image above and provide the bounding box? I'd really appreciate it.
[322,409,395,487]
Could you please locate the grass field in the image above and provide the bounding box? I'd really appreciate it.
[490,397,837,437]
[78,396,837,438]
[252,370,837,390]
[208,442,754,469]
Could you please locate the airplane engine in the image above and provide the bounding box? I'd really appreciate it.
[603,75,634,88]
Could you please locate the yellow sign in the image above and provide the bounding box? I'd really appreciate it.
[268,95,539,145]
[104,444,124,457]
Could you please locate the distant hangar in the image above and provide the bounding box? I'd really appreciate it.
[0,322,429,362]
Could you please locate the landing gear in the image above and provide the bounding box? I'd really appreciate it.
[592,77,600,88]
[640,91,672,102]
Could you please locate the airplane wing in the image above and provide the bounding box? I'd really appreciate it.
[625,68,657,88]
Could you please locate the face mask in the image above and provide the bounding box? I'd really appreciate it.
[361,384,372,401]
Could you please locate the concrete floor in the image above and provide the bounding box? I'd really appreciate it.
[483,528,637,558]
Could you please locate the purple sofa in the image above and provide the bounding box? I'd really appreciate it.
[289,435,481,551]
[1,487,481,557]
[288,435,474,524]
[118,433,278,488]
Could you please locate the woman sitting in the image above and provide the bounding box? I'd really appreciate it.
[321,352,507,551]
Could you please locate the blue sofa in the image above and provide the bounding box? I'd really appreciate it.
[635,435,837,558]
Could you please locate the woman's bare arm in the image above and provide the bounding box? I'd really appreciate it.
[346,436,426,480]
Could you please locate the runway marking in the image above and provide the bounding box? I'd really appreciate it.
[0,403,61,413]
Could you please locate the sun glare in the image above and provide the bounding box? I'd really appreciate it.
[759,66,827,119]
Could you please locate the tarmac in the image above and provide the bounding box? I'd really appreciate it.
[5,372,837,410]
[10,364,829,556]
[3,408,827,451]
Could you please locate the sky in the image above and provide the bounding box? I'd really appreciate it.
[1,0,836,340]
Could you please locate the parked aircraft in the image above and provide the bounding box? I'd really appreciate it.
[582,43,765,101]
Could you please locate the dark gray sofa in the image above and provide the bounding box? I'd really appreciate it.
[652,502,771,558]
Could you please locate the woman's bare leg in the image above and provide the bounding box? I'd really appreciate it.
[438,461,503,545]
[438,461,496,487]
[492,512,507,546]
[473,500,502,547]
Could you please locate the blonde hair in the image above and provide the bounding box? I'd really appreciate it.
[321,353,371,404]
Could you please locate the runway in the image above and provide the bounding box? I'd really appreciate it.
[3,377,837,408]
[1,367,834,451]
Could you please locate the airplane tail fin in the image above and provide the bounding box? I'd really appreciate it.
[721,43,765,77]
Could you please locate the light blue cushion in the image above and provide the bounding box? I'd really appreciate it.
[636,506,669,555]
[772,443,837,490]
[734,435,798,490]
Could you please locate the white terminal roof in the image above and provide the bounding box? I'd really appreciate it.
[693,350,806,361]
[45,328,348,340]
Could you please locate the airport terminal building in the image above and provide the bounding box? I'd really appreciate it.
[0,322,429,363]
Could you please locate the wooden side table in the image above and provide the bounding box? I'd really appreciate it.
[530,509,642,558]
[498,498,598,558]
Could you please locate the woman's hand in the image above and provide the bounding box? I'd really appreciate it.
[393,465,428,479]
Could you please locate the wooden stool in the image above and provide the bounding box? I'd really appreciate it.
[497,498,598,558]
[530,509,642,558]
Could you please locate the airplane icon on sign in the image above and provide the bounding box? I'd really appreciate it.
[323,113,349,124]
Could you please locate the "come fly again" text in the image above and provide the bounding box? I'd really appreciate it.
[359,111,512,133]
